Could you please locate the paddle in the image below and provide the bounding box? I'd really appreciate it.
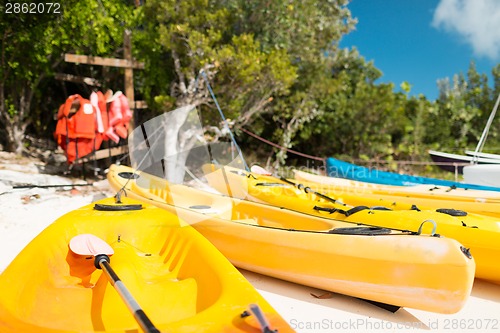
[0,183,93,196]
[278,177,346,206]
[69,234,160,333]
[245,164,342,205]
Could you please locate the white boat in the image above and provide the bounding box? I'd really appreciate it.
[464,150,500,160]
[463,164,500,187]
[428,150,500,174]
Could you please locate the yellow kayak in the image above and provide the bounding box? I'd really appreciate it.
[0,197,293,333]
[204,164,500,284]
[294,169,500,204]
[292,170,500,218]
[108,164,475,314]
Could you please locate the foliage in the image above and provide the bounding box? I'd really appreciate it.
[227,0,357,166]
[434,61,500,152]
[293,48,407,162]
[136,0,297,128]
[2,0,500,174]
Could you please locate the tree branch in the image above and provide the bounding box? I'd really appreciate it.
[237,94,274,127]
[171,48,187,95]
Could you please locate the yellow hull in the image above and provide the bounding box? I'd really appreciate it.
[293,170,500,218]
[0,197,293,333]
[294,170,500,204]
[108,165,475,314]
[206,165,500,283]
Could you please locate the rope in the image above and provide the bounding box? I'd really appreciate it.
[240,127,326,162]
[200,70,249,171]
[352,159,470,167]
[239,127,466,179]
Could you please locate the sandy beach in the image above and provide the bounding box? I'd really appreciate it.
[1,153,500,333]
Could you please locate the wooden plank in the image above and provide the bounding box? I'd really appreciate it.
[54,73,101,87]
[64,53,145,69]
[73,145,128,165]
[133,100,148,109]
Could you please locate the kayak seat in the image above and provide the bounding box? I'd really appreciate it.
[436,208,468,216]
[188,205,222,215]
[183,192,234,220]
[328,227,392,235]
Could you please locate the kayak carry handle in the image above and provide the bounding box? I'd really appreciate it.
[417,219,439,237]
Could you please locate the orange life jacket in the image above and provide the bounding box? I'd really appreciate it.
[90,91,110,142]
[105,91,133,143]
[54,94,103,164]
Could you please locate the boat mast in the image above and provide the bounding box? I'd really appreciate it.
[473,91,500,162]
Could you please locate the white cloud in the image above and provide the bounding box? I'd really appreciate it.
[432,0,500,60]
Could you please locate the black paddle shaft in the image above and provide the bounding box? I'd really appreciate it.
[278,177,342,205]
[94,255,161,333]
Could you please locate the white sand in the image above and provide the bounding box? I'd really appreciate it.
[1,167,499,333]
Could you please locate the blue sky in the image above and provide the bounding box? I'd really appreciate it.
[341,0,500,100]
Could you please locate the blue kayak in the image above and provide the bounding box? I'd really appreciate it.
[326,156,500,192]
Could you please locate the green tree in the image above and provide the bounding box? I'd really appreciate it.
[296,48,407,163]
[435,61,497,151]
[0,7,54,153]
[231,0,356,166]
[137,0,296,123]
[137,0,355,168]
[397,95,437,161]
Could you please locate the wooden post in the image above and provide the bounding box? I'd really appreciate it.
[123,29,136,130]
